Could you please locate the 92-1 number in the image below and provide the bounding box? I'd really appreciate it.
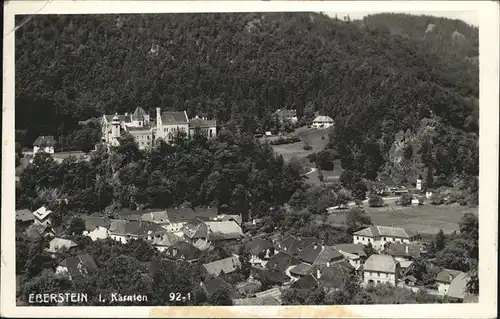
[169,292,191,301]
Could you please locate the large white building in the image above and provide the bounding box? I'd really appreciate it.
[353,225,419,250]
[363,254,400,287]
[101,107,217,149]
[312,115,334,129]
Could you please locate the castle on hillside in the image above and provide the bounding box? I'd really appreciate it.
[101,107,217,150]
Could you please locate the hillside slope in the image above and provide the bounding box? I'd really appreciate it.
[15,12,478,188]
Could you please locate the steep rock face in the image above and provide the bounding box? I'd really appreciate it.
[452,30,467,45]
[425,23,436,34]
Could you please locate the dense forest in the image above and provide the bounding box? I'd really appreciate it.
[15,12,479,188]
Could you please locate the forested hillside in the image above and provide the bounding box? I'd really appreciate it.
[15,12,479,189]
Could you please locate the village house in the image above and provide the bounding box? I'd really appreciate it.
[188,115,217,138]
[24,223,55,242]
[203,255,241,276]
[193,206,219,221]
[266,251,301,282]
[32,206,52,226]
[334,243,367,270]
[446,272,477,302]
[151,232,182,252]
[206,221,244,246]
[273,109,298,124]
[155,109,190,143]
[108,219,166,244]
[140,209,169,224]
[163,207,197,234]
[165,241,201,262]
[276,235,301,255]
[33,135,56,154]
[363,254,400,287]
[289,244,345,279]
[435,268,465,295]
[82,217,110,241]
[383,243,421,263]
[200,277,239,300]
[353,225,419,250]
[55,254,98,281]
[216,214,243,225]
[307,261,355,291]
[16,209,34,231]
[45,238,78,257]
[311,115,334,129]
[244,238,275,267]
[193,238,213,251]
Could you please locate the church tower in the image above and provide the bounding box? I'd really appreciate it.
[111,114,121,141]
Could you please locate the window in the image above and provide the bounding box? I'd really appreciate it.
[384,237,387,241]
[356,236,359,240]
[377,272,380,277]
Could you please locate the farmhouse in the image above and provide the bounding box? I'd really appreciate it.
[353,225,419,250]
[435,268,464,295]
[33,135,56,154]
[83,217,110,241]
[56,254,98,281]
[32,206,52,226]
[203,256,241,276]
[363,254,400,287]
[273,109,298,124]
[311,115,334,129]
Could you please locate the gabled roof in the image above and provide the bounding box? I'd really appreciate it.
[334,243,367,257]
[290,274,319,289]
[24,223,53,241]
[297,243,323,264]
[363,254,399,273]
[297,237,321,250]
[84,217,110,231]
[33,206,52,221]
[312,115,334,123]
[290,262,313,276]
[166,207,196,224]
[206,221,243,241]
[309,263,353,290]
[193,206,218,220]
[202,277,238,299]
[131,107,148,121]
[203,256,241,276]
[189,117,217,129]
[277,235,301,255]
[233,296,280,306]
[245,238,275,255]
[140,210,169,223]
[16,209,34,222]
[447,272,471,299]
[108,220,165,237]
[59,254,98,280]
[105,114,132,123]
[266,251,301,273]
[33,136,56,147]
[152,232,182,247]
[384,243,421,258]
[193,239,213,251]
[183,219,208,239]
[353,225,416,239]
[254,268,290,285]
[313,246,344,266]
[161,111,189,125]
[220,214,242,225]
[436,269,464,284]
[45,238,78,254]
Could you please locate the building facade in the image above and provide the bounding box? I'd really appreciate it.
[311,115,334,129]
[353,225,419,250]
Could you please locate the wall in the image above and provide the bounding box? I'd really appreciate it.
[157,124,190,142]
[33,146,55,154]
[437,282,450,295]
[363,270,397,286]
[85,227,109,241]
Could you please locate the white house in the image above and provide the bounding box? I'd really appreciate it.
[274,109,298,124]
[108,220,165,244]
[155,108,190,143]
[363,254,400,286]
[353,225,419,250]
[101,108,153,150]
[32,206,52,226]
[435,269,465,295]
[33,136,56,154]
[82,217,110,241]
[311,115,334,129]
[245,238,275,267]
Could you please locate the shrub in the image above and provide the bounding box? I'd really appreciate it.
[368,195,385,207]
[430,193,444,205]
[399,194,412,206]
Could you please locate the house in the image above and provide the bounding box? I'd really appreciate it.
[33,135,56,154]
[296,243,343,266]
[182,219,209,243]
[165,241,201,261]
[290,274,319,289]
[289,262,313,278]
[193,206,218,221]
[32,206,52,225]
[236,281,262,296]
[273,109,298,124]
[16,209,34,231]
[255,287,283,304]
[266,251,301,280]
[253,268,291,286]
[311,115,334,129]
[155,109,190,143]
[101,108,153,150]
[200,277,238,300]
[363,254,400,286]
[205,221,244,245]
[411,198,421,206]
[336,250,364,270]
[276,235,316,256]
[164,207,197,234]
[188,115,217,138]
[245,238,275,267]
[24,223,55,241]
[203,256,241,276]
[308,262,354,291]
[45,238,78,256]
[108,220,166,244]
[435,269,465,295]
[152,232,183,252]
[383,243,421,262]
[217,214,243,225]
[82,217,110,241]
[140,209,169,224]
[447,272,475,301]
[232,296,280,306]
[334,243,367,257]
[193,238,213,251]
[56,254,98,281]
[353,225,418,250]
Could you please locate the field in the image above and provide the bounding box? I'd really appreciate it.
[327,204,478,236]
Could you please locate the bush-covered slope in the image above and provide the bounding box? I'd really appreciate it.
[15,12,478,187]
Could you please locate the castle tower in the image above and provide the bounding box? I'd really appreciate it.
[111,114,121,139]
[156,107,162,127]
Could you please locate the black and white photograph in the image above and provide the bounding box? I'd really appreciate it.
[2,1,498,318]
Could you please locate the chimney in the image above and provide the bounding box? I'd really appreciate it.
[449,274,453,281]
[316,268,321,279]
[253,219,256,225]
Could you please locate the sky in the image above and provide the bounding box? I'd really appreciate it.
[325,11,478,27]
